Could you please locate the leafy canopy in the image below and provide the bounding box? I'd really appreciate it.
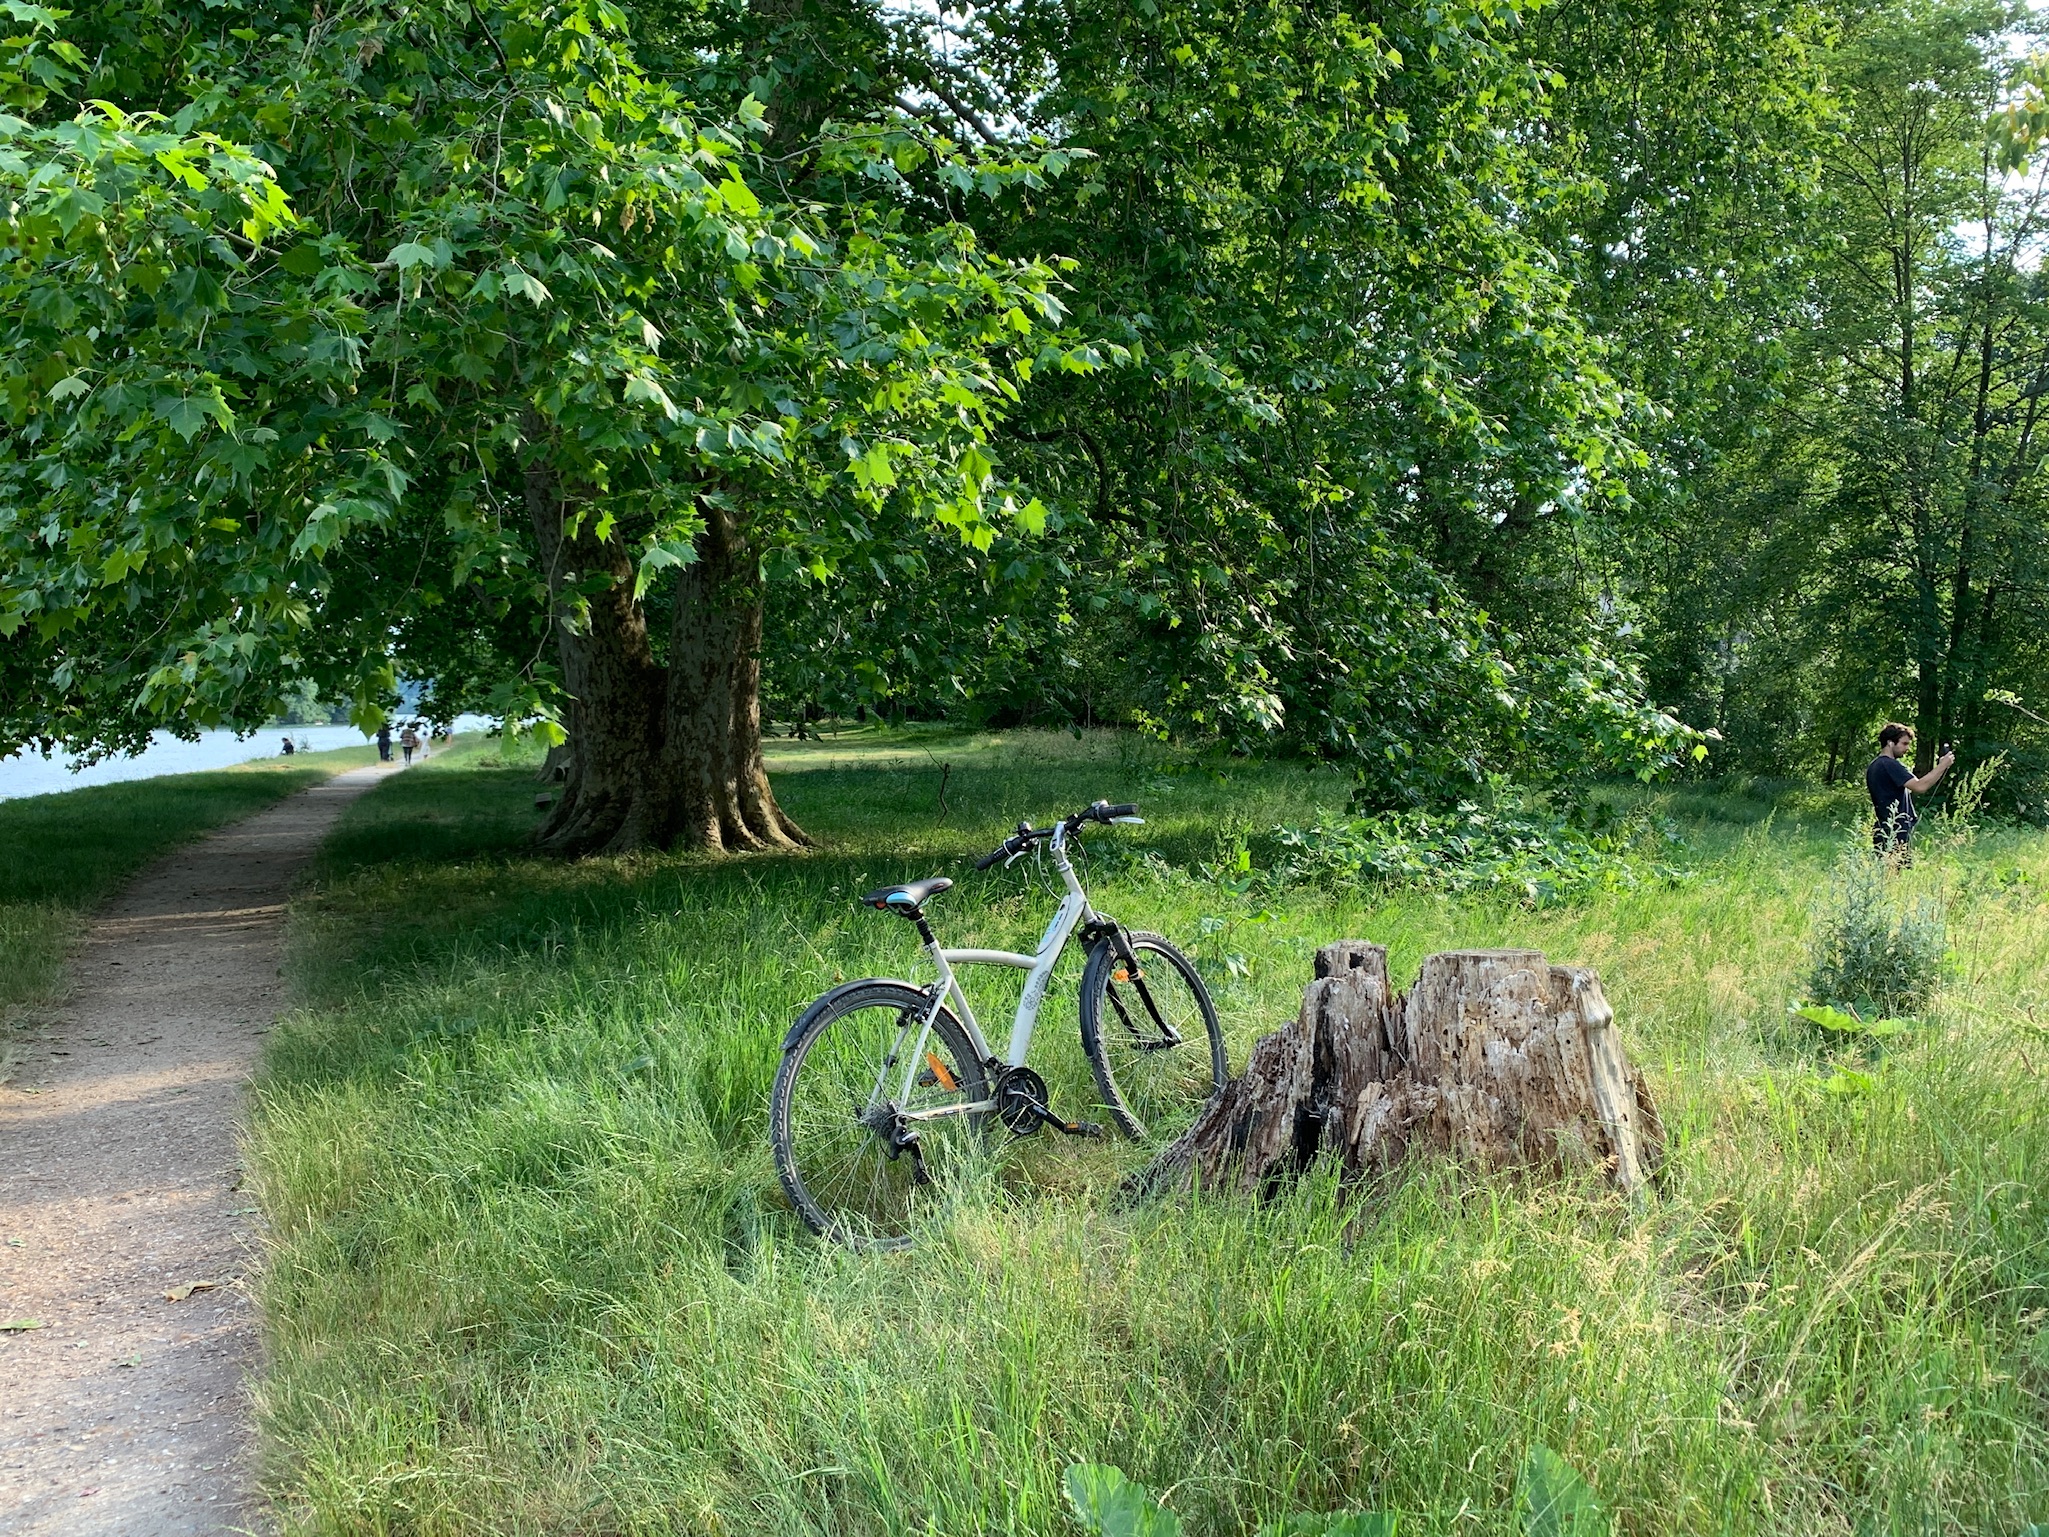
[0,0,1097,754]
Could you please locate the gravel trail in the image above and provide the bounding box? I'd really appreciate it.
[1,762,401,1535]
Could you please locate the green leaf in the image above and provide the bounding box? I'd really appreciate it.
[1063,1464,1181,1537]
[387,241,442,270]
[503,265,552,306]
[1259,1514,1399,1536]
[1791,1003,1916,1038]
[850,442,897,491]
[716,174,760,216]
[622,371,678,419]
[960,441,995,493]
[279,242,325,277]
[1520,1445,1608,1537]
[633,538,697,598]
[158,396,211,442]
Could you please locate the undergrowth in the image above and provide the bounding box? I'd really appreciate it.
[241,728,2049,1535]
[1266,798,1691,908]
[1803,834,1948,1019]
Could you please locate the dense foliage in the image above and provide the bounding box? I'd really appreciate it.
[4,0,2048,827]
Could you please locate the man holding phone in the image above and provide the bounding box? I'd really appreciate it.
[1866,723,1954,863]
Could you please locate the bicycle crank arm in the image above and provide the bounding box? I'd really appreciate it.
[1020,1096,1104,1138]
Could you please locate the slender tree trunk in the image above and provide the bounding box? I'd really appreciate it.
[1942,311,1997,753]
[1912,554,1943,775]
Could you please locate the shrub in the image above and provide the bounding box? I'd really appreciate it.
[1268,798,1689,908]
[1062,1448,1609,1536]
[1804,835,1946,1016]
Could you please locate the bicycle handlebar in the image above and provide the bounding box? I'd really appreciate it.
[973,828,1044,870]
[972,801,1141,869]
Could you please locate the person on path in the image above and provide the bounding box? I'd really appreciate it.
[1866,723,1953,863]
[400,725,419,766]
[377,721,392,762]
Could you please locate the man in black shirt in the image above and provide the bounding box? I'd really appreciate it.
[1866,722,1953,861]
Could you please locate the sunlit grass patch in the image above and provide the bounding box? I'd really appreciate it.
[251,731,2049,1534]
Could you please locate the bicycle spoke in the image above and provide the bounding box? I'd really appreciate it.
[775,991,984,1245]
[1085,936,1225,1143]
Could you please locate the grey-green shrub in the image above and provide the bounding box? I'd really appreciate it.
[1805,834,1946,1015]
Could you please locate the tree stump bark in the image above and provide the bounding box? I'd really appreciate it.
[1137,943,1663,1201]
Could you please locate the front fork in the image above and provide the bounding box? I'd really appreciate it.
[1084,918,1185,1050]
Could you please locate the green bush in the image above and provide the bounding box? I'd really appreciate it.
[1268,798,1689,908]
[1804,835,1947,1016]
[1062,1448,1609,1537]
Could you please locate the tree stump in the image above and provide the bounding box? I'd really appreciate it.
[1137,943,1663,1201]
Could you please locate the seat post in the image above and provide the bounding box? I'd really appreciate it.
[912,912,938,948]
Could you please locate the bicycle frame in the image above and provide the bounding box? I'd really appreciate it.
[882,822,1097,1122]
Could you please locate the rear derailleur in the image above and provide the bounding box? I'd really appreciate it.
[859,1100,933,1183]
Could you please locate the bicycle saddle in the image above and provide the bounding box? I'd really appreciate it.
[860,876,953,915]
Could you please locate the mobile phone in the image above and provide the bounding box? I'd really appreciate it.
[1941,741,1953,756]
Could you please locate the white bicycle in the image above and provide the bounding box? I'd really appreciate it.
[770,799,1228,1248]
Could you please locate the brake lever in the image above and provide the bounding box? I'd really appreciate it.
[1111,815,1144,825]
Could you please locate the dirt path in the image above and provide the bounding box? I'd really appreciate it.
[0,763,402,1535]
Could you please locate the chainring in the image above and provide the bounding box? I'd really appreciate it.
[992,1065,1051,1136]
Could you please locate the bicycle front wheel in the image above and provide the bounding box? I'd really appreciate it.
[1079,932,1227,1143]
[771,981,989,1249]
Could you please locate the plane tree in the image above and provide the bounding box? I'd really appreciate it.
[0,0,1096,850]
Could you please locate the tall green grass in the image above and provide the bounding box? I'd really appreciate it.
[0,747,371,1029]
[251,731,2049,1534]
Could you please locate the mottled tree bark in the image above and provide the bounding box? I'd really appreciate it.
[526,460,672,856]
[1138,943,1663,1202]
[666,504,807,852]
[524,456,806,857]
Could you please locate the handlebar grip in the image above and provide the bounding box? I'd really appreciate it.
[1102,803,1139,819]
[973,844,1010,871]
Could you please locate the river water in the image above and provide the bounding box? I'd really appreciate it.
[0,717,496,801]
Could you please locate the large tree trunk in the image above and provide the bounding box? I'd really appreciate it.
[1138,943,1663,1203]
[526,461,675,856]
[667,503,807,852]
[524,448,807,857]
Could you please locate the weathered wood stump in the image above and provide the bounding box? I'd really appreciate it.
[1137,942,1664,1201]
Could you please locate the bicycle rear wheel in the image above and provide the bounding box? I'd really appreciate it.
[1079,931,1227,1143]
[771,981,989,1249]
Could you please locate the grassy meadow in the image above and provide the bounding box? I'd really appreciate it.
[0,743,375,1037]
[246,729,2049,1535]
